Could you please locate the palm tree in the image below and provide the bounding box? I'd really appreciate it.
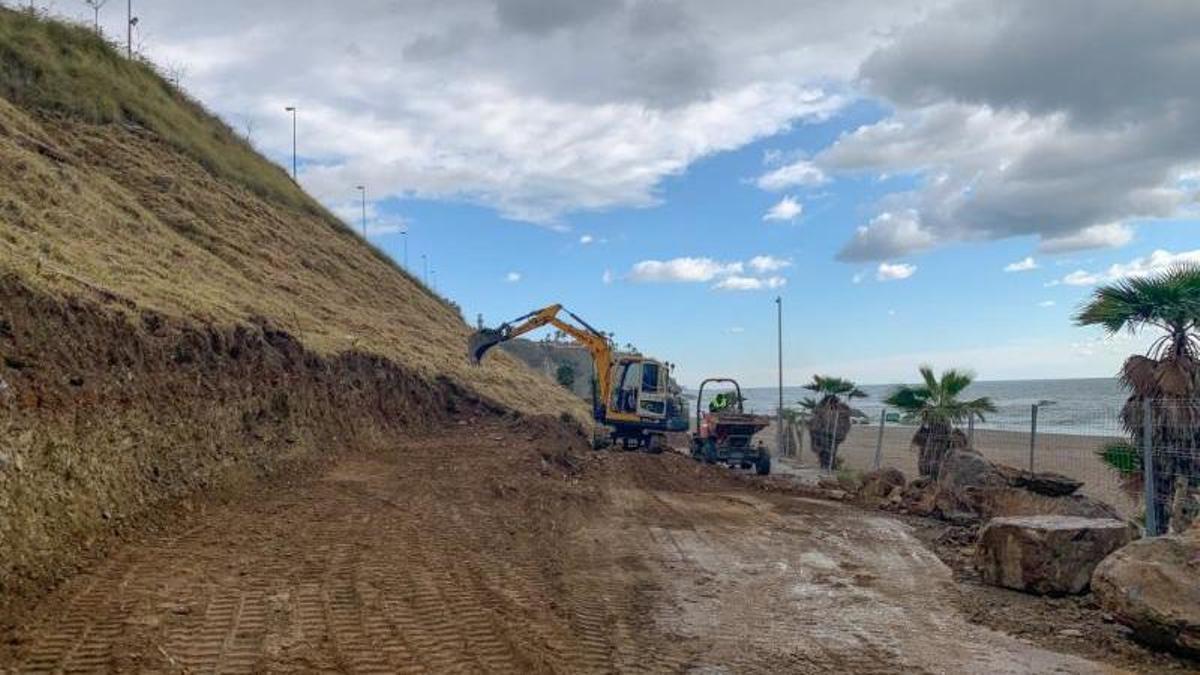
[1075,264,1200,533]
[803,376,867,470]
[884,366,996,477]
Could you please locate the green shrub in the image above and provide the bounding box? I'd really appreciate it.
[1096,440,1142,476]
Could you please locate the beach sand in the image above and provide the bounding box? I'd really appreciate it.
[769,423,1140,518]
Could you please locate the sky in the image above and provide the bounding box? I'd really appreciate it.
[38,0,1200,387]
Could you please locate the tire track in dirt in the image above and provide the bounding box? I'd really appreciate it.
[1,421,673,673]
[1,422,1119,673]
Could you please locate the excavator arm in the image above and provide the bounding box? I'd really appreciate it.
[468,304,614,421]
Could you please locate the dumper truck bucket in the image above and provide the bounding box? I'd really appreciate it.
[467,328,508,365]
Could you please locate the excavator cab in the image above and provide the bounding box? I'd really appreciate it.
[608,357,669,421]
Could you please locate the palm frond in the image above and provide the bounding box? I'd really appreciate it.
[1075,263,1200,359]
[939,368,976,398]
[884,385,927,413]
[918,365,938,393]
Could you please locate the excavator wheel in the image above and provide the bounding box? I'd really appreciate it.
[755,455,772,476]
[591,429,612,451]
[645,434,666,455]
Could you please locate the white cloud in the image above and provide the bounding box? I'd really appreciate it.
[601,269,614,285]
[813,1,1200,260]
[748,255,792,273]
[1061,270,1100,287]
[852,272,865,284]
[839,210,936,262]
[756,160,828,191]
[505,272,522,283]
[628,255,790,291]
[1060,248,1200,286]
[54,0,910,225]
[1003,257,1037,272]
[728,326,746,334]
[1039,224,1133,254]
[1038,300,1056,307]
[629,257,743,283]
[579,234,594,245]
[713,276,787,291]
[876,262,917,281]
[39,0,1200,257]
[763,195,803,222]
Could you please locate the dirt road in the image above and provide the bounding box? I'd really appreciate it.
[1,419,1119,673]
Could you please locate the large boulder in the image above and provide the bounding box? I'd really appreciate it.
[976,515,1137,595]
[928,449,1120,524]
[968,487,1122,521]
[996,465,1083,497]
[1092,530,1200,655]
[937,449,1007,491]
[857,467,906,502]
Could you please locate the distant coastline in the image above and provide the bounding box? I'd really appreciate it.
[688,377,1129,436]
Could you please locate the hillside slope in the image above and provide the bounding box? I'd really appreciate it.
[0,9,582,417]
[0,9,584,604]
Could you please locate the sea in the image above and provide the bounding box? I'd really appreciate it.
[684,378,1130,436]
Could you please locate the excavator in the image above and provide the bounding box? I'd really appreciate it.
[468,304,687,451]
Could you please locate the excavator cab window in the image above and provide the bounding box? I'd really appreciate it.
[613,361,640,413]
[641,362,661,393]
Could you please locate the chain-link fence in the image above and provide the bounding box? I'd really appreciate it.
[774,400,1200,534]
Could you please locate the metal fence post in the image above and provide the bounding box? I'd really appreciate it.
[1028,403,1039,472]
[1143,398,1159,536]
[829,408,840,473]
[968,415,975,449]
[874,409,886,470]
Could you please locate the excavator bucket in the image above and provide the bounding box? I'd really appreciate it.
[467,328,508,365]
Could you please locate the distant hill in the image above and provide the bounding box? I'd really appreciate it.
[499,339,596,401]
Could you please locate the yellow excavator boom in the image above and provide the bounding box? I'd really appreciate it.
[468,304,614,420]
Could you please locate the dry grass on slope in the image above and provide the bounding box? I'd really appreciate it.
[0,9,585,420]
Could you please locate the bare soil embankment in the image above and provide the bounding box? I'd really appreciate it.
[0,275,509,612]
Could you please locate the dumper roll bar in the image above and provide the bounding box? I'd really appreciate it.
[695,378,745,428]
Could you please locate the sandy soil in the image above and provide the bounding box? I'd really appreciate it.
[0,420,1133,674]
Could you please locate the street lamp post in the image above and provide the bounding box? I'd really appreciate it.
[776,296,784,457]
[126,0,133,57]
[355,185,366,238]
[402,228,409,269]
[422,254,428,285]
[284,106,297,181]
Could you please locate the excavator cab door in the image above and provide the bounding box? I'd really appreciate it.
[610,360,640,414]
[636,360,668,420]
